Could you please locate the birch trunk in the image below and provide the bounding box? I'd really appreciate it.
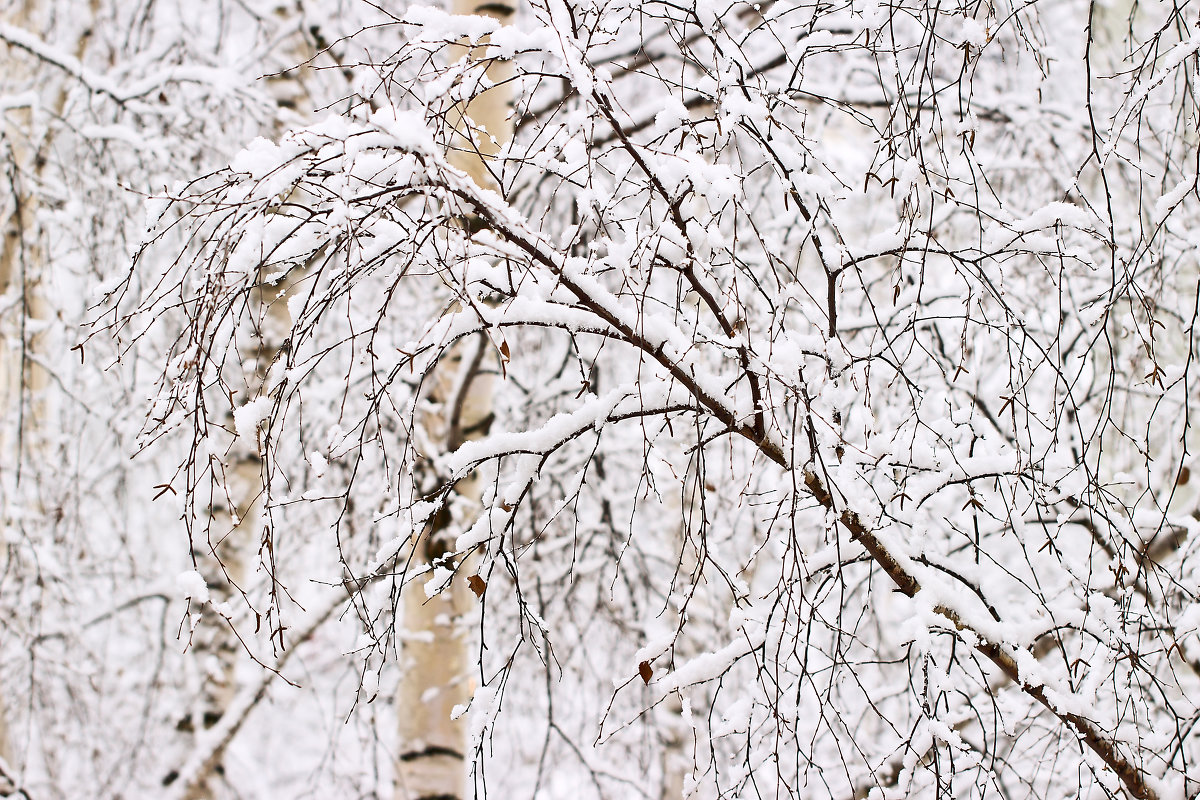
[178,24,317,798]
[0,32,37,785]
[180,276,293,800]
[396,2,513,797]
[0,0,53,518]
[0,712,10,795]
[0,1,95,788]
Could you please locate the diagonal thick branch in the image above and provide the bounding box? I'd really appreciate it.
[447,179,1161,800]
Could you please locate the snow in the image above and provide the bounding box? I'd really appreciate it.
[231,137,284,179]
[368,108,436,154]
[176,570,210,603]
[959,17,988,48]
[232,396,272,439]
[1008,201,1094,233]
[1154,177,1195,225]
[402,5,500,44]
[19,0,1200,796]
[653,627,766,693]
[424,566,454,598]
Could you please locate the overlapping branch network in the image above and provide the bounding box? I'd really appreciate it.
[118,0,1200,797]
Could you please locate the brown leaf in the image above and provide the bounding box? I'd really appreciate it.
[499,340,511,360]
[1179,466,1191,487]
[638,661,653,684]
[467,574,487,598]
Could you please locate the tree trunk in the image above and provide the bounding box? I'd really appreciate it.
[0,1,94,789]
[0,707,11,795]
[396,2,514,798]
[0,0,52,507]
[179,22,318,797]
[181,275,293,800]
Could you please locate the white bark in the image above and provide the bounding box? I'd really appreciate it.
[183,276,293,800]
[165,587,344,800]
[0,54,36,793]
[0,715,10,796]
[0,2,96,788]
[0,0,51,490]
[396,2,514,797]
[182,24,319,796]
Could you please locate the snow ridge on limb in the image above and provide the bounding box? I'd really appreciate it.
[437,141,1163,800]
[0,22,242,105]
